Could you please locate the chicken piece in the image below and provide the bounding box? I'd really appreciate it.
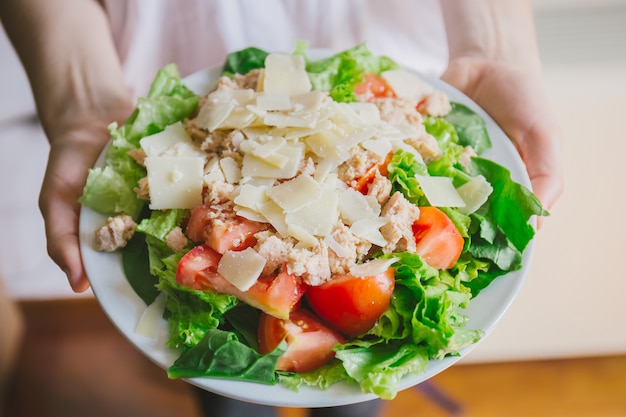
[375,97,423,129]
[326,222,372,275]
[134,177,150,201]
[233,69,261,90]
[405,132,442,163]
[338,147,383,186]
[204,178,235,206]
[287,241,332,287]
[184,118,210,143]
[459,146,477,172]
[165,227,189,253]
[380,192,420,253]
[94,215,137,252]
[420,91,451,117]
[367,171,393,205]
[128,148,147,167]
[254,231,295,276]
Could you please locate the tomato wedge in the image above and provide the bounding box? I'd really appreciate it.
[258,310,345,373]
[354,73,396,100]
[306,268,395,337]
[176,245,306,319]
[186,205,267,254]
[412,206,464,270]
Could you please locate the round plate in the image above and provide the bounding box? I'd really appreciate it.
[79,51,535,408]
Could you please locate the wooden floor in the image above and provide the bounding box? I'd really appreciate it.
[4,298,626,417]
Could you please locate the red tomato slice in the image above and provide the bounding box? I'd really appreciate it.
[186,205,268,254]
[354,73,396,100]
[412,206,464,270]
[306,268,395,337]
[176,246,306,319]
[258,310,345,373]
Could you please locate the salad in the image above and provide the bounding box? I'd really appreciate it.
[80,42,547,400]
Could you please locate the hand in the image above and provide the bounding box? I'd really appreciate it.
[39,104,133,292]
[441,57,564,212]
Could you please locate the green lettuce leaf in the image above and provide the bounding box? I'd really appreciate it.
[470,157,548,253]
[167,329,285,384]
[222,47,270,76]
[79,64,199,218]
[445,102,492,155]
[158,274,239,349]
[387,150,429,206]
[335,341,429,400]
[304,43,398,102]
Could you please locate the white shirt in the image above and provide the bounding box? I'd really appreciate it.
[103,0,449,96]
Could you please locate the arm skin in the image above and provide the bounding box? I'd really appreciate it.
[439,0,564,214]
[0,0,134,292]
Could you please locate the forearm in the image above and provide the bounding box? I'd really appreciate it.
[0,0,131,140]
[440,0,542,72]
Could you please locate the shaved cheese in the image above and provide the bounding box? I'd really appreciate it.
[263,54,311,96]
[235,207,268,223]
[145,156,204,209]
[219,156,242,184]
[381,69,433,103]
[243,136,289,168]
[258,200,289,236]
[285,187,338,236]
[349,257,398,277]
[256,93,292,111]
[415,175,466,207]
[324,233,351,258]
[140,122,202,158]
[195,89,237,131]
[456,175,493,214]
[347,102,381,124]
[361,138,392,159]
[241,142,304,179]
[350,217,389,247]
[264,111,319,128]
[217,248,266,291]
[291,91,325,114]
[287,223,318,248]
[233,183,268,212]
[134,292,167,338]
[338,188,380,225]
[204,158,226,185]
[267,174,322,213]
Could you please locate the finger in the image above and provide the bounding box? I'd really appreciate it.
[39,137,104,292]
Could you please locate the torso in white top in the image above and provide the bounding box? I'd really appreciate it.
[102,0,449,96]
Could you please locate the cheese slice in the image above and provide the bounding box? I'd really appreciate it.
[263,54,312,97]
[140,122,202,157]
[415,175,466,208]
[195,89,237,131]
[217,248,266,291]
[456,175,493,214]
[349,257,398,277]
[338,188,381,225]
[145,156,204,209]
[266,173,322,213]
[381,69,433,103]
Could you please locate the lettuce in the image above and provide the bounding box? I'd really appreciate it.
[222,47,269,76]
[79,64,199,218]
[303,42,398,103]
[445,102,492,154]
[168,329,286,384]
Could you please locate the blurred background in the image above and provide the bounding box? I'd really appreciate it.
[1,0,625,416]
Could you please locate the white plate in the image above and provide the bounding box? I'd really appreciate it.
[79,51,536,408]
